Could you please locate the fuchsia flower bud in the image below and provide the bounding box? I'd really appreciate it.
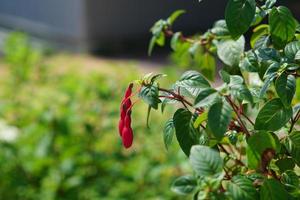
[118,83,135,148]
[118,118,124,137]
[124,111,131,128]
[121,126,133,148]
[125,83,133,98]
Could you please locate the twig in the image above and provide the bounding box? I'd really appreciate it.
[157,87,204,114]
[219,144,245,167]
[289,109,300,133]
[225,96,251,137]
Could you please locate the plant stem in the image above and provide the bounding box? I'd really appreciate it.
[289,109,300,133]
[157,87,204,113]
[219,144,245,167]
[225,96,251,137]
[230,100,254,126]
[164,29,214,49]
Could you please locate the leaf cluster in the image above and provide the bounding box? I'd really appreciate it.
[137,0,300,199]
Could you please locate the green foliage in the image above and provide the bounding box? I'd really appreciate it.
[269,6,297,48]
[246,131,280,169]
[189,145,223,177]
[227,175,258,200]
[260,179,289,200]
[171,175,197,195]
[163,118,175,150]
[137,0,300,199]
[254,98,292,131]
[139,83,161,109]
[216,36,245,66]
[225,0,256,39]
[207,100,232,140]
[3,32,43,82]
[173,109,198,156]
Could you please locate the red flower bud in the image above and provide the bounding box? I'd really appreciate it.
[118,118,125,136]
[125,83,133,98]
[120,104,127,119]
[118,83,135,148]
[122,126,133,148]
[124,111,131,128]
[123,98,132,111]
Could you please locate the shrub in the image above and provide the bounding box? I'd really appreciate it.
[121,0,300,199]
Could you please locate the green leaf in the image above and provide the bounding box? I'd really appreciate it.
[239,51,259,72]
[284,41,300,61]
[150,73,167,83]
[156,33,165,46]
[193,111,208,128]
[269,6,297,48]
[250,24,269,49]
[229,75,244,90]
[252,7,267,26]
[260,179,289,200]
[163,118,175,150]
[219,69,230,84]
[189,42,201,58]
[216,36,245,66]
[173,108,198,156]
[194,88,220,108]
[208,99,233,140]
[282,170,300,191]
[161,96,177,113]
[246,131,280,169]
[176,70,210,89]
[254,98,292,131]
[227,175,258,200]
[275,158,295,172]
[275,73,296,107]
[167,10,186,25]
[148,19,167,55]
[189,145,223,177]
[171,32,182,51]
[291,147,300,167]
[259,73,276,98]
[295,50,300,61]
[225,0,256,39]
[148,33,165,56]
[150,19,165,36]
[263,62,280,79]
[139,83,161,109]
[254,35,270,49]
[256,48,280,62]
[171,175,197,195]
[148,36,156,56]
[229,75,253,104]
[265,0,277,9]
[200,53,216,81]
[211,20,230,36]
[289,131,300,147]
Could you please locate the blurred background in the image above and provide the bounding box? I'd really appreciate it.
[0,0,299,199]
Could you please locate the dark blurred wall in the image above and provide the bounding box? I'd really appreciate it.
[0,0,298,52]
[0,0,86,48]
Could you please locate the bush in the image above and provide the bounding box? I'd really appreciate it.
[121,0,300,199]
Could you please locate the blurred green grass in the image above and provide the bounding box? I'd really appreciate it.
[0,33,191,199]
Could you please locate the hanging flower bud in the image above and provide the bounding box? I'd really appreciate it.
[124,111,131,128]
[122,126,133,148]
[123,98,132,111]
[118,83,135,147]
[125,83,133,98]
[118,118,125,137]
